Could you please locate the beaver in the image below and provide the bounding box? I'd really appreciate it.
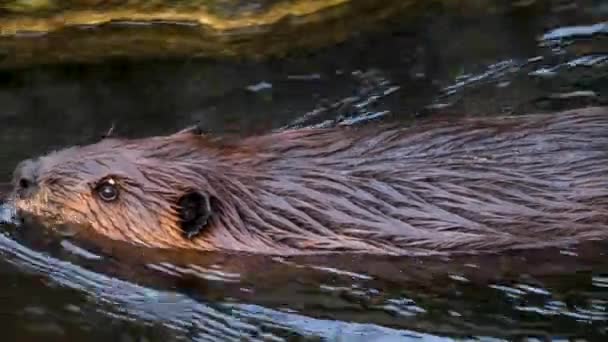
[6,106,608,256]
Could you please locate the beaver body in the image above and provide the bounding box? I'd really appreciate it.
[8,107,608,256]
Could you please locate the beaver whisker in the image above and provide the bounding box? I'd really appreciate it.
[99,121,116,140]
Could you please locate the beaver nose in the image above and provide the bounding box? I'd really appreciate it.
[13,158,40,199]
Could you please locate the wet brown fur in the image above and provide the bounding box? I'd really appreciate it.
[9,106,608,256]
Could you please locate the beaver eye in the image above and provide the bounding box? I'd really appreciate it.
[95,178,119,202]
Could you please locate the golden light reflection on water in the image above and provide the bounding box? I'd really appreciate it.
[0,0,549,69]
[0,0,417,68]
[0,0,350,35]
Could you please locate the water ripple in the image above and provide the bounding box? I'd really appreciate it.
[0,232,434,341]
[542,22,608,42]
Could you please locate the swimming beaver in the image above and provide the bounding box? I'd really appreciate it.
[7,106,608,256]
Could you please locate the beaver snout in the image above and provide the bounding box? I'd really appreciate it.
[12,158,41,200]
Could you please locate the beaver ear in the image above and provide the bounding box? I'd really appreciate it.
[177,191,214,239]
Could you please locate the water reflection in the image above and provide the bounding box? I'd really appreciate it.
[1,221,608,340]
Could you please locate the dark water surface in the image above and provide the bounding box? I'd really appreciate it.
[1,1,608,341]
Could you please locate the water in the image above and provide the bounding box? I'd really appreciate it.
[1,1,608,340]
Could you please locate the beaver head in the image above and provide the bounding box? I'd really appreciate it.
[9,127,235,251]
